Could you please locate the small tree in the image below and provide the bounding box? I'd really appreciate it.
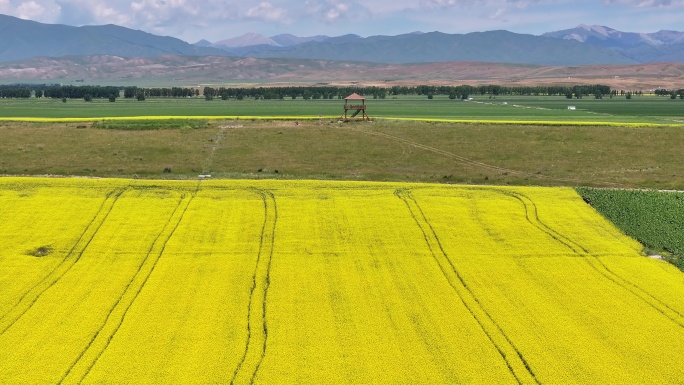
[108,94,116,102]
[62,97,67,103]
[427,93,433,100]
[136,92,146,101]
[626,92,632,100]
[84,94,93,102]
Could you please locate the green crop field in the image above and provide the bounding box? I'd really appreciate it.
[1,95,683,125]
[578,188,684,270]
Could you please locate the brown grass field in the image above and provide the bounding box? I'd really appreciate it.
[2,119,683,190]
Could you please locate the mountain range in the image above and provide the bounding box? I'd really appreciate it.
[197,25,684,64]
[542,24,684,62]
[2,13,684,83]
[0,14,226,62]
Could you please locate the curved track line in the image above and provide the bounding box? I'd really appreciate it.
[58,191,196,384]
[346,126,622,187]
[494,188,684,328]
[231,189,277,385]
[0,188,126,336]
[395,189,540,385]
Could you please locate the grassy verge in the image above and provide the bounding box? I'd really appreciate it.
[577,187,684,271]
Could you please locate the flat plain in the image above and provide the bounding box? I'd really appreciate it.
[1,95,683,125]
[2,93,684,384]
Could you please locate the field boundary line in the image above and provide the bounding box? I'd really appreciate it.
[345,127,623,188]
[231,189,277,385]
[501,189,684,329]
[396,189,540,385]
[58,190,196,384]
[0,188,125,336]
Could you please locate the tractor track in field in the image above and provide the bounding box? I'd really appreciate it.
[395,188,540,385]
[231,188,277,385]
[0,188,126,336]
[497,188,684,329]
[58,190,196,384]
[346,126,623,188]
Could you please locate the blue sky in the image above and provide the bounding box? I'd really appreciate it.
[1,0,683,43]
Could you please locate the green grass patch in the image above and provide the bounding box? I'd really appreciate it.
[577,187,684,271]
[92,119,210,130]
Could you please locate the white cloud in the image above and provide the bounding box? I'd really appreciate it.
[303,0,371,23]
[418,0,456,10]
[246,2,290,22]
[604,0,684,6]
[0,0,12,13]
[16,1,47,19]
[0,0,61,22]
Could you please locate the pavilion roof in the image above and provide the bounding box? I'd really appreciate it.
[344,93,365,100]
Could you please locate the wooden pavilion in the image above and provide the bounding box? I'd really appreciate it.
[340,93,371,121]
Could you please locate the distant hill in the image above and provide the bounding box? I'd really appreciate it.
[3,55,683,91]
[543,24,684,63]
[2,15,683,66]
[270,34,329,47]
[212,33,279,49]
[0,14,228,62]
[543,24,684,48]
[231,31,636,66]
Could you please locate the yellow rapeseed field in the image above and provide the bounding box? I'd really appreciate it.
[1,177,683,384]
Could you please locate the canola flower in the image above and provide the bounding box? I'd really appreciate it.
[0,177,683,384]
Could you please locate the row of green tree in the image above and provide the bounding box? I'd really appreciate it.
[0,86,31,98]
[654,88,684,98]
[39,85,121,99]
[0,83,670,100]
[200,84,614,100]
[122,87,198,98]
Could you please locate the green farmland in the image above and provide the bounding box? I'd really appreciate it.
[1,95,683,125]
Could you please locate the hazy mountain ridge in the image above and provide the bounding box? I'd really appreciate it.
[543,24,684,63]
[234,31,636,65]
[543,24,684,48]
[1,14,683,68]
[0,14,228,62]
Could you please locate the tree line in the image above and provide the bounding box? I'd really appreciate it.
[0,85,32,98]
[654,88,684,99]
[2,83,681,100]
[41,85,121,99]
[201,85,614,100]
